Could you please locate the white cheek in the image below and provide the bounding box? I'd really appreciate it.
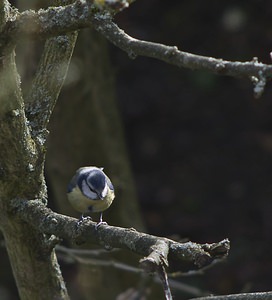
[101,185,108,198]
[82,180,98,199]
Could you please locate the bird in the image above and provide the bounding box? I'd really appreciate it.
[67,166,115,226]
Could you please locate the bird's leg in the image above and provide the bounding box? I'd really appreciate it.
[77,213,92,226]
[95,212,108,229]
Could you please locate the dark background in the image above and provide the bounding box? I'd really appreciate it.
[112,0,272,296]
[1,0,272,299]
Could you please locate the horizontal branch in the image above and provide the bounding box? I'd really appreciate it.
[91,14,272,81]
[2,1,272,85]
[56,245,209,297]
[11,199,230,272]
[2,0,130,41]
[3,1,93,41]
[191,291,272,300]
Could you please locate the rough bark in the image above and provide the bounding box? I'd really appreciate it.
[0,0,77,298]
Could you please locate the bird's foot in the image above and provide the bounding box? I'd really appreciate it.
[77,215,92,226]
[95,221,108,230]
[94,212,107,230]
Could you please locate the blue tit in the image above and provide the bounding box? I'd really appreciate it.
[67,166,115,225]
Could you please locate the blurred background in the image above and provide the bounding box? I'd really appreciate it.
[1,0,272,299]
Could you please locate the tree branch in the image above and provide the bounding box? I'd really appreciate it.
[56,245,210,297]
[25,30,78,134]
[91,14,272,82]
[11,199,230,272]
[2,0,130,41]
[191,292,272,300]
[1,1,271,89]
[7,1,92,39]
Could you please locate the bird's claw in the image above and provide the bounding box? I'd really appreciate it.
[95,221,108,230]
[77,215,92,226]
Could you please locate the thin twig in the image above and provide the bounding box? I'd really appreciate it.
[157,264,173,300]
[56,245,210,297]
[91,14,272,82]
[190,292,272,300]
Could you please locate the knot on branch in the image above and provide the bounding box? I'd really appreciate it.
[251,70,266,99]
[164,46,179,57]
[139,239,169,273]
[215,60,226,73]
[169,238,230,271]
[202,238,230,258]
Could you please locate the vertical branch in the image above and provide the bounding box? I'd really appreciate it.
[0,1,77,299]
[158,264,173,300]
[25,33,78,135]
[0,0,10,31]
[25,0,78,136]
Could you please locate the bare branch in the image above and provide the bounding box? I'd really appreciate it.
[2,1,271,86]
[157,264,173,300]
[11,199,230,272]
[140,239,169,273]
[2,0,130,42]
[25,32,78,134]
[56,245,210,297]
[0,0,13,33]
[139,239,172,299]
[191,292,272,300]
[91,14,272,81]
[6,1,92,39]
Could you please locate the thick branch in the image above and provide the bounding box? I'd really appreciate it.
[0,38,67,300]
[2,0,129,41]
[23,3,78,136]
[11,199,230,272]
[0,0,9,31]
[25,32,78,134]
[5,1,93,39]
[0,1,78,299]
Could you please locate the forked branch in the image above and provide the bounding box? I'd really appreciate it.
[11,199,230,272]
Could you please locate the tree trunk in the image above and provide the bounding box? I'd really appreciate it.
[46,28,145,299]
[0,1,77,298]
[0,50,69,299]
